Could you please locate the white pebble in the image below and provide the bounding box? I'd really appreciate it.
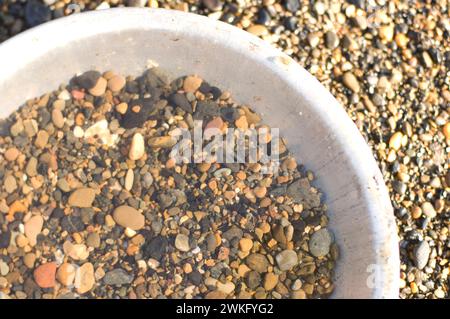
[73,126,84,138]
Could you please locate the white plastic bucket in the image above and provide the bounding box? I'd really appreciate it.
[0,8,399,298]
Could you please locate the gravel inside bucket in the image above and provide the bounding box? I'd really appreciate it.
[0,67,337,299]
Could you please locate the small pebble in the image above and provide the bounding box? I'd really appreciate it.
[68,188,96,208]
[112,205,145,230]
[34,262,57,288]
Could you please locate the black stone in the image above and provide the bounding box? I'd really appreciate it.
[120,98,157,128]
[221,12,236,25]
[292,219,306,234]
[270,185,287,197]
[392,181,407,195]
[256,9,271,26]
[194,100,219,120]
[37,162,49,176]
[38,108,51,127]
[0,230,11,248]
[75,71,101,90]
[145,68,168,88]
[94,212,106,225]
[168,93,192,113]
[428,48,442,64]
[0,119,12,137]
[50,207,64,219]
[92,156,107,168]
[199,81,212,94]
[142,236,168,261]
[126,80,140,94]
[220,106,239,122]
[188,270,203,285]
[283,16,297,31]
[60,215,84,233]
[210,87,222,100]
[25,0,51,28]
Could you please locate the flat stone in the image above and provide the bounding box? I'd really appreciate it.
[421,202,436,219]
[107,75,126,92]
[57,178,71,193]
[129,133,146,161]
[223,226,243,241]
[286,178,321,209]
[275,249,298,271]
[23,119,38,137]
[194,100,219,119]
[4,147,19,162]
[246,253,269,273]
[10,121,24,136]
[26,157,38,177]
[414,241,430,270]
[68,188,96,207]
[63,241,89,261]
[284,0,300,12]
[142,172,154,188]
[183,75,203,93]
[34,262,57,288]
[309,228,332,257]
[217,281,235,295]
[264,272,278,291]
[204,117,224,140]
[125,169,134,191]
[86,232,100,248]
[75,262,95,294]
[103,268,134,286]
[23,253,36,269]
[52,108,65,128]
[342,72,360,93]
[34,130,49,149]
[4,175,17,194]
[389,132,403,151]
[239,238,253,252]
[112,205,145,230]
[0,260,9,276]
[148,136,177,148]
[56,263,76,286]
[325,30,339,50]
[24,215,44,246]
[175,234,190,252]
[206,233,218,252]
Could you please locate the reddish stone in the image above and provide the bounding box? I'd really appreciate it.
[34,262,57,288]
[71,89,85,100]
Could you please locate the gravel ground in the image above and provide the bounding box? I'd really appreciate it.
[0,0,449,299]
